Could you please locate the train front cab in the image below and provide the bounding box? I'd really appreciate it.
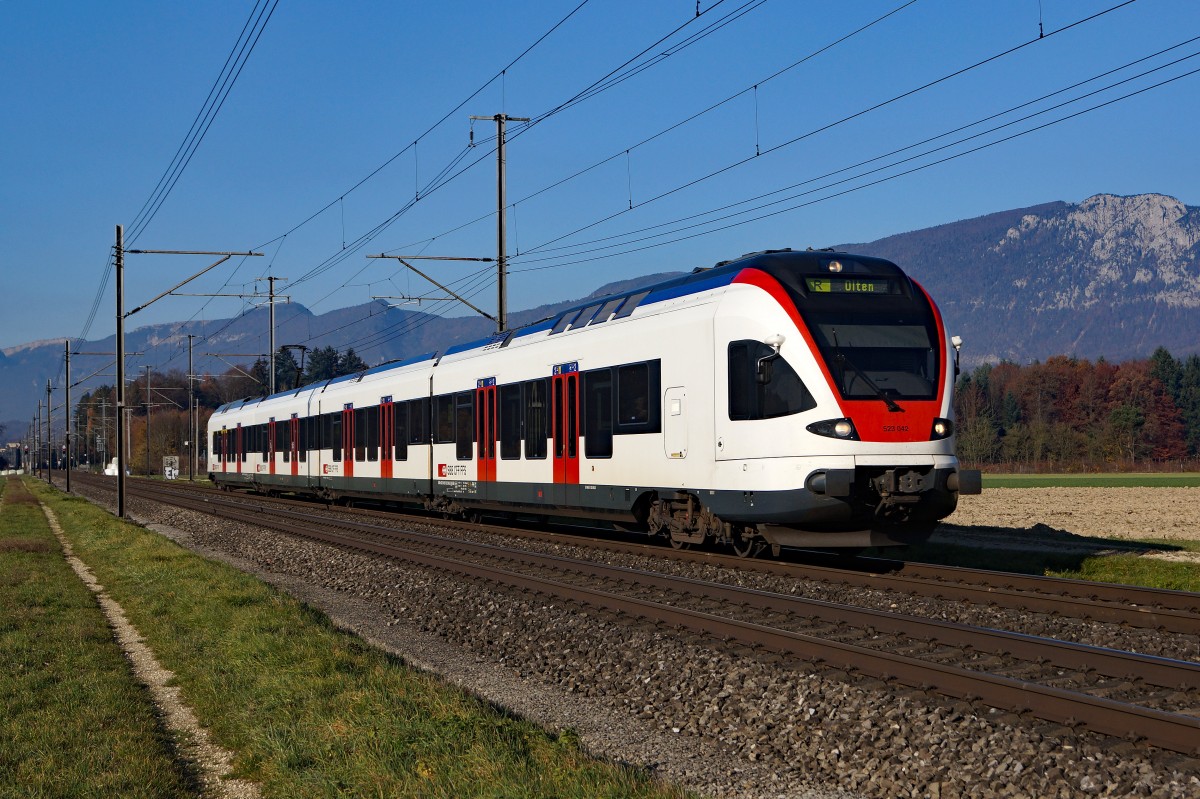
[709,253,981,549]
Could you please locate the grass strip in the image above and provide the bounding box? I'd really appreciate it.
[982,473,1200,488]
[0,477,194,798]
[29,480,689,799]
[894,538,1200,592]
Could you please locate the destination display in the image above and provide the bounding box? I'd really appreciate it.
[805,277,893,294]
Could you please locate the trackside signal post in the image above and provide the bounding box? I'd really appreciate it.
[113,223,262,518]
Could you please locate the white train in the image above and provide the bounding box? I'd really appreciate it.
[208,249,981,553]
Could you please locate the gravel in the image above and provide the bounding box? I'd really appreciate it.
[69,480,1200,799]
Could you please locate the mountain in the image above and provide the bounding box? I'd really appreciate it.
[842,193,1200,366]
[3,193,1198,428]
[0,273,675,431]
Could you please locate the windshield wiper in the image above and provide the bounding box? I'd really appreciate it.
[831,329,904,413]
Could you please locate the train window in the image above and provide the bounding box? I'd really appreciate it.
[618,363,649,424]
[320,413,334,452]
[409,398,429,445]
[591,297,624,325]
[297,418,307,463]
[213,431,221,458]
[616,360,662,434]
[393,403,408,460]
[239,426,247,462]
[275,421,288,461]
[350,405,369,460]
[613,290,650,320]
[551,309,581,334]
[524,378,548,459]
[728,341,816,420]
[583,368,613,458]
[435,395,455,444]
[455,392,473,460]
[499,384,522,459]
[365,406,379,462]
[573,303,604,328]
[331,413,342,461]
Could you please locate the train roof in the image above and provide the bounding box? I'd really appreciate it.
[212,249,903,414]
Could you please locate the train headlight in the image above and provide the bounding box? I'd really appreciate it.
[806,418,859,440]
[930,418,954,440]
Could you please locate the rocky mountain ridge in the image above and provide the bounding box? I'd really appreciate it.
[845,192,1200,365]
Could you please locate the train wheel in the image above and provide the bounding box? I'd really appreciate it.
[669,536,692,551]
[730,528,764,559]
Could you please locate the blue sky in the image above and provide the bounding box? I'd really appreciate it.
[2,0,1197,368]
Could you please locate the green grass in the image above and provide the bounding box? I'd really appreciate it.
[896,535,1200,592]
[0,477,195,798]
[982,472,1200,488]
[902,527,1200,590]
[1048,549,1200,591]
[27,478,689,799]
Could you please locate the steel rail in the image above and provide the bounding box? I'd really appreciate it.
[103,476,1200,754]
[76,474,1200,632]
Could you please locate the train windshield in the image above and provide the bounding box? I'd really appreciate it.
[804,311,940,401]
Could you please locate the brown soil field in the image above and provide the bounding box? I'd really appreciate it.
[932,487,1200,560]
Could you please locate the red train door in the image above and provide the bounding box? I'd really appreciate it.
[342,405,355,478]
[552,366,579,485]
[475,381,497,483]
[380,397,394,480]
[290,415,299,477]
[268,419,276,475]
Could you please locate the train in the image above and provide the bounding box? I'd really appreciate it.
[207,249,981,553]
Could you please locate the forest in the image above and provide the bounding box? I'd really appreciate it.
[953,347,1200,471]
[62,345,1200,476]
[68,346,368,475]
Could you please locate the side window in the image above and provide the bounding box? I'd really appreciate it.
[573,303,604,328]
[320,413,333,451]
[455,392,473,460]
[394,402,408,461]
[354,408,368,462]
[728,340,817,420]
[615,360,661,435]
[591,297,624,325]
[618,364,648,424]
[499,383,522,460]
[583,368,613,458]
[435,394,455,444]
[524,378,548,459]
[297,418,307,463]
[551,310,580,334]
[613,290,650,320]
[365,406,379,462]
[409,398,429,445]
[332,413,342,461]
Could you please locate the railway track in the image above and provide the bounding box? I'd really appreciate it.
[70,473,1200,755]
[76,472,1200,635]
